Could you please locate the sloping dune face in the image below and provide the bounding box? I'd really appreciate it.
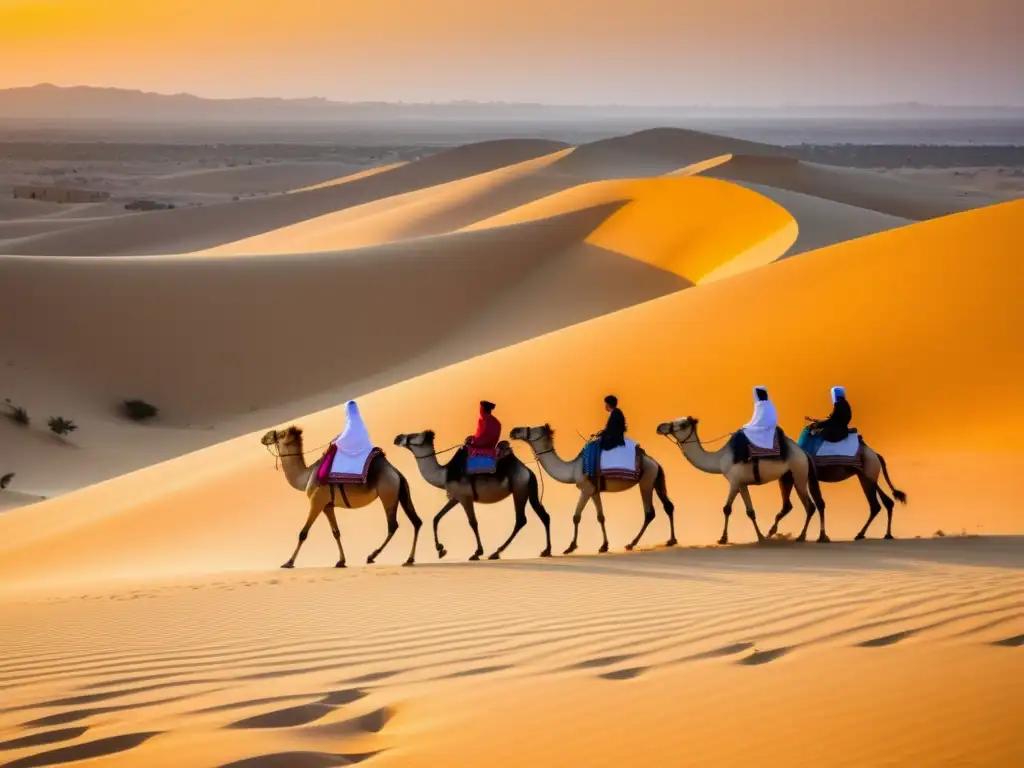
[1,201,1020,591]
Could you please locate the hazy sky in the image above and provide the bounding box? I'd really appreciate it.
[1,0,1021,105]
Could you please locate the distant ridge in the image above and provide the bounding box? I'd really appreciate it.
[1,84,1022,122]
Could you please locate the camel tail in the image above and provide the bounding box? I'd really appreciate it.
[654,465,674,515]
[806,453,825,510]
[878,455,907,505]
[398,473,422,528]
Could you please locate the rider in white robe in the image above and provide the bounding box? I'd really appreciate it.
[332,400,374,460]
[741,386,778,449]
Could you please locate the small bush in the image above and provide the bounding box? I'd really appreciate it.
[48,417,77,437]
[122,399,159,421]
[0,472,13,490]
[934,529,946,538]
[3,399,29,426]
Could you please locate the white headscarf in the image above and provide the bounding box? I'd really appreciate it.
[742,386,779,448]
[831,386,846,404]
[333,400,374,457]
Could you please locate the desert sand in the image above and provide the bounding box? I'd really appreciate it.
[1,126,1021,767]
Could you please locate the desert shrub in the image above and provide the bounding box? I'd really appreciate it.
[0,472,13,490]
[48,417,77,437]
[122,399,159,421]
[3,399,29,426]
[934,529,946,538]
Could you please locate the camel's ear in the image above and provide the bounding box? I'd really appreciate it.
[688,416,699,426]
[543,422,554,436]
[286,426,303,440]
[423,429,435,442]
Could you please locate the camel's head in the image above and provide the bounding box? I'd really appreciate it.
[261,426,303,448]
[394,430,435,449]
[657,417,698,441]
[509,424,552,443]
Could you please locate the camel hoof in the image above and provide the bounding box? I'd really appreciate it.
[599,543,609,554]
[767,527,778,538]
[625,543,636,552]
[469,553,482,562]
[717,537,728,546]
[540,549,552,558]
[437,547,447,560]
[488,552,501,561]
[666,538,678,548]
[884,534,895,541]
[335,561,346,569]
[817,534,831,544]
[795,535,807,543]
[403,559,415,567]
[281,562,295,569]
[563,544,577,555]
[855,533,866,541]
[366,555,377,565]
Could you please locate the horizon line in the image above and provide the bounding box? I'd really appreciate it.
[4,83,1024,111]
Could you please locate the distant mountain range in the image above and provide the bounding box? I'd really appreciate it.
[1,84,1022,122]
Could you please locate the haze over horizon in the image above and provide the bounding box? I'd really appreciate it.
[1,0,1021,107]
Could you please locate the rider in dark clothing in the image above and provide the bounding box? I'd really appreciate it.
[816,392,852,442]
[599,395,627,450]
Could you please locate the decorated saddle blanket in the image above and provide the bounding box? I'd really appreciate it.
[465,441,512,476]
[317,444,383,485]
[812,433,863,467]
[599,439,641,480]
[747,430,782,458]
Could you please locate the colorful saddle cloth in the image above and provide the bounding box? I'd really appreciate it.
[317,444,383,485]
[465,441,512,475]
[811,432,863,468]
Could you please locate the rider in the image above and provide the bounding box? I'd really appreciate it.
[799,386,852,454]
[449,401,501,481]
[318,400,374,484]
[584,395,627,481]
[733,386,779,462]
[468,400,502,452]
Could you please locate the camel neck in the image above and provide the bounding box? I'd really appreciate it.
[530,439,577,484]
[280,445,315,492]
[678,431,726,475]
[413,450,447,489]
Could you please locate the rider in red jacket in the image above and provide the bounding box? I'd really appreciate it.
[468,400,501,451]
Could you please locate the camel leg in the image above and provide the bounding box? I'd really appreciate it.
[794,478,825,543]
[461,500,485,561]
[527,473,553,558]
[564,489,592,555]
[654,467,677,546]
[366,504,399,566]
[398,477,422,566]
[719,482,741,545]
[322,505,348,568]
[739,485,766,542]
[432,498,459,560]
[490,489,528,560]
[881,485,897,540]
[282,499,324,568]
[854,474,883,540]
[592,493,610,553]
[626,485,656,551]
[767,471,795,538]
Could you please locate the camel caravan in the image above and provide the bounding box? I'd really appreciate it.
[262,388,906,568]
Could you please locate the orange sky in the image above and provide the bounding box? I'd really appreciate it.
[1,0,1021,104]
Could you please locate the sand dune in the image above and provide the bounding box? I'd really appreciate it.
[1,199,1020,590]
[140,161,364,197]
[704,154,1013,220]
[0,140,566,256]
[0,125,1021,768]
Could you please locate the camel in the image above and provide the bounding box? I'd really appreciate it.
[769,443,907,541]
[510,424,676,554]
[393,431,552,561]
[261,426,422,568]
[656,417,826,544]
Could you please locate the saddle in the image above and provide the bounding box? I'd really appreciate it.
[813,432,865,469]
[466,441,513,476]
[731,428,788,485]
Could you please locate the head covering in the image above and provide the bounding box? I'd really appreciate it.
[831,386,846,403]
[334,400,374,457]
[604,395,618,407]
[480,400,496,413]
[754,386,769,402]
